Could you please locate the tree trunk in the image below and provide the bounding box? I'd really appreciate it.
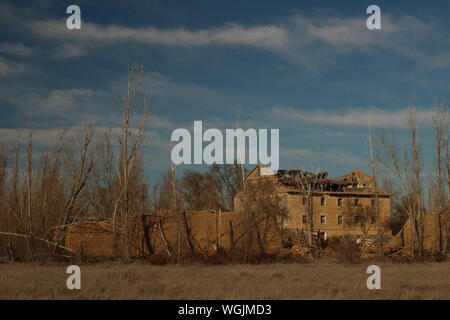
[141,215,154,256]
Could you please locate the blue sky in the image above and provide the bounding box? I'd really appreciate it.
[1,0,449,183]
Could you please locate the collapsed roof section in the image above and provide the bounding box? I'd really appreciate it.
[276,169,352,192]
[243,165,389,196]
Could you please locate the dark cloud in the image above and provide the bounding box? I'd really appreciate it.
[0,0,448,181]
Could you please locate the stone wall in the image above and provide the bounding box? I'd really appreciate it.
[283,192,391,238]
[64,209,285,258]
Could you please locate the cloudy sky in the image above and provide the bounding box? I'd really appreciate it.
[1,0,449,182]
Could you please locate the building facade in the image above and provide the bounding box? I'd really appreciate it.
[234,165,391,240]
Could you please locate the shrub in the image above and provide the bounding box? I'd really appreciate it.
[334,236,360,265]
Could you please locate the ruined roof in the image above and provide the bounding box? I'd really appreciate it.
[275,169,355,192]
[344,169,374,180]
[240,165,389,196]
[245,164,275,180]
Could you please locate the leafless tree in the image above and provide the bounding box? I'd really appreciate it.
[343,201,376,239]
[431,107,449,255]
[237,179,288,261]
[278,168,324,247]
[91,129,118,220]
[152,168,179,211]
[209,163,245,210]
[376,107,425,257]
[115,63,150,259]
[367,112,391,255]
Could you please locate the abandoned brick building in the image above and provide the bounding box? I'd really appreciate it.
[234,165,391,241]
[63,165,392,258]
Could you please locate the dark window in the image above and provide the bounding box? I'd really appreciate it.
[354,198,360,206]
[338,216,343,224]
[338,198,343,207]
[371,199,376,207]
[302,197,306,205]
[302,215,307,224]
[320,197,325,206]
[371,216,376,224]
[355,216,361,224]
[320,215,326,224]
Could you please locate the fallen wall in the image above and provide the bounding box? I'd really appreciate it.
[386,214,449,254]
[64,210,285,258]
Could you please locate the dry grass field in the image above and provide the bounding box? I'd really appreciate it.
[1,261,449,300]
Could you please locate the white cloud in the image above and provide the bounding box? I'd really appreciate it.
[0,125,170,149]
[30,20,288,50]
[4,88,101,124]
[0,42,36,56]
[32,89,95,111]
[147,114,176,129]
[272,106,433,128]
[0,127,85,147]
[282,147,367,168]
[26,13,450,69]
[53,43,86,58]
[0,57,32,76]
[147,72,226,105]
[273,14,448,69]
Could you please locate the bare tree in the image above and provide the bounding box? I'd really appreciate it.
[115,63,150,259]
[152,168,179,211]
[277,169,324,247]
[367,112,391,255]
[179,170,223,210]
[238,179,288,261]
[431,107,449,255]
[209,164,245,211]
[47,128,97,256]
[343,201,376,239]
[377,107,425,257]
[0,126,96,261]
[91,129,118,220]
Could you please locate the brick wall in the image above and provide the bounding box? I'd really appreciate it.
[283,192,391,238]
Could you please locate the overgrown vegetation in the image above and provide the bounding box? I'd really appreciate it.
[375,106,450,257]
[0,63,448,264]
[1,262,450,299]
[0,64,150,261]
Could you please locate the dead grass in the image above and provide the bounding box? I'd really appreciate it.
[0,261,449,299]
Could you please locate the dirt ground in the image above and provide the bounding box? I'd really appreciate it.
[1,261,449,300]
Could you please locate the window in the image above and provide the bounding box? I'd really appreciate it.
[338,198,343,207]
[302,197,306,206]
[371,199,376,207]
[354,198,360,206]
[302,215,307,224]
[371,216,376,224]
[338,216,343,224]
[320,197,325,206]
[355,216,361,224]
[320,215,326,224]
